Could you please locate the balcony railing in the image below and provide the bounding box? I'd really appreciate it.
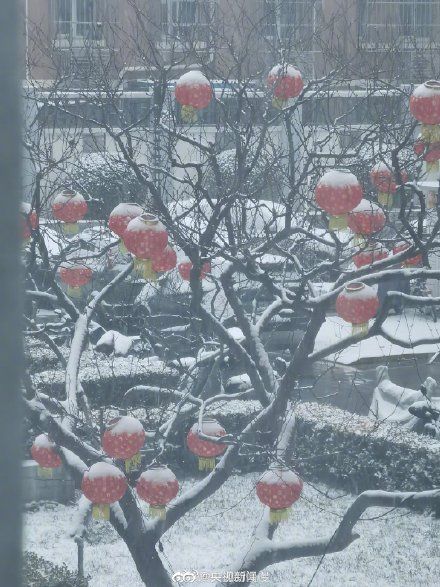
[54,21,107,47]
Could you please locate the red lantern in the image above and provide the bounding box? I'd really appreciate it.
[370,163,408,207]
[187,418,227,471]
[31,434,62,478]
[123,213,168,281]
[336,282,379,335]
[256,466,303,524]
[151,245,177,273]
[353,244,388,269]
[348,200,386,243]
[82,462,127,520]
[393,241,423,267]
[108,203,144,246]
[267,64,303,109]
[175,71,213,123]
[414,138,440,162]
[52,189,88,235]
[315,169,363,230]
[58,262,93,298]
[410,80,440,127]
[102,416,146,472]
[178,260,211,281]
[21,202,38,242]
[136,465,179,519]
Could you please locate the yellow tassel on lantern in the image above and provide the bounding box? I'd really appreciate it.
[125,452,142,473]
[269,507,290,524]
[353,234,366,246]
[149,505,166,520]
[92,504,110,520]
[426,161,440,175]
[66,286,82,299]
[328,215,348,231]
[421,124,440,143]
[37,467,53,479]
[181,105,198,123]
[134,259,158,282]
[378,192,393,208]
[61,222,80,235]
[272,97,287,110]
[198,457,216,471]
[118,241,128,254]
[352,322,368,335]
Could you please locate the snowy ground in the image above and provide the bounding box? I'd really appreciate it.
[24,473,440,586]
[315,309,440,365]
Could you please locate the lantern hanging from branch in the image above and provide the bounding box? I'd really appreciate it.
[267,64,303,109]
[410,81,440,182]
[178,259,211,281]
[21,202,38,243]
[256,466,303,524]
[52,189,88,235]
[353,243,388,269]
[58,262,93,298]
[102,416,146,472]
[336,282,379,335]
[81,462,127,520]
[108,203,144,253]
[347,199,386,244]
[123,213,168,281]
[136,465,179,520]
[370,163,408,208]
[31,434,62,478]
[393,241,423,267]
[187,418,227,471]
[151,245,177,273]
[175,71,213,123]
[315,169,363,230]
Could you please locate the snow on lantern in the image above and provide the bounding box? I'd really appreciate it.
[353,243,388,269]
[187,418,227,471]
[52,189,88,235]
[315,169,363,231]
[336,282,379,335]
[256,466,303,524]
[123,213,168,281]
[370,163,408,208]
[178,259,211,281]
[108,203,144,253]
[175,71,213,123]
[152,245,177,273]
[393,241,423,267]
[82,462,127,520]
[58,262,93,298]
[347,199,386,244]
[21,202,38,243]
[102,416,146,472]
[31,434,62,478]
[410,80,440,132]
[267,64,303,109]
[136,465,179,520]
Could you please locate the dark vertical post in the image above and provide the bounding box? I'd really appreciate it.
[0,0,23,586]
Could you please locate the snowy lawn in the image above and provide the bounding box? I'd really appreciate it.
[24,473,440,586]
[315,309,440,365]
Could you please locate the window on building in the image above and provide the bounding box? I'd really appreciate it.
[83,132,106,153]
[160,1,213,43]
[54,0,104,41]
[261,1,315,47]
[359,1,440,45]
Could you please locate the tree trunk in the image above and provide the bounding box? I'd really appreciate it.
[128,539,173,587]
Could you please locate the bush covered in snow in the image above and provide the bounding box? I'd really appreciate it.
[23,551,87,587]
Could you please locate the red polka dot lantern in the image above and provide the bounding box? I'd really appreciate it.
[136,465,179,520]
[102,416,146,472]
[393,241,423,267]
[256,466,303,524]
[370,163,408,208]
[336,282,379,335]
[347,200,386,244]
[152,245,177,273]
[187,418,227,471]
[353,243,388,269]
[58,262,93,298]
[31,434,62,478]
[108,203,144,253]
[52,189,88,235]
[315,169,363,230]
[21,202,38,243]
[178,259,211,281]
[267,64,303,109]
[82,462,127,520]
[123,213,168,281]
[175,71,213,123]
[410,81,440,182]
[413,138,440,163]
